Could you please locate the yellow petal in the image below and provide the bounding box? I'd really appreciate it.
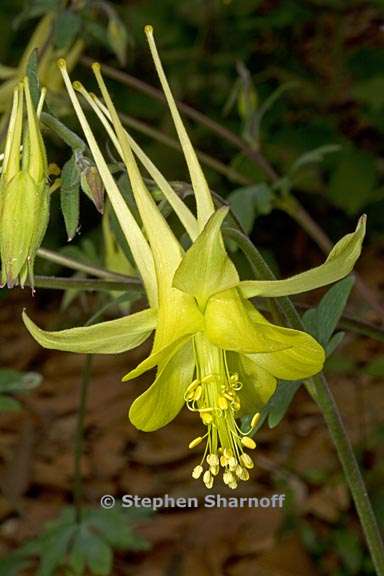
[206,289,325,380]
[239,215,366,298]
[173,207,239,308]
[22,308,156,354]
[129,341,194,431]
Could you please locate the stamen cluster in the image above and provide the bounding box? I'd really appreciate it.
[185,354,260,489]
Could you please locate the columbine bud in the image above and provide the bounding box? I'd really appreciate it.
[0,78,49,288]
[79,157,105,214]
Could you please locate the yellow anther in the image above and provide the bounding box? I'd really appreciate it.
[185,379,199,396]
[144,24,154,35]
[192,465,203,479]
[203,470,213,489]
[218,396,228,410]
[188,436,203,449]
[233,401,241,411]
[220,455,228,467]
[223,470,234,485]
[223,448,233,459]
[236,466,249,481]
[251,412,261,428]
[57,58,66,69]
[201,412,213,425]
[210,465,219,476]
[241,436,256,449]
[207,454,219,467]
[229,480,238,490]
[228,457,237,471]
[240,453,254,469]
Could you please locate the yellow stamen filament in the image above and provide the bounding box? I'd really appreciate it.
[186,335,258,489]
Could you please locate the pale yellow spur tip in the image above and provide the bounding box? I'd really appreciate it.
[72,81,83,91]
[57,58,66,69]
[144,24,153,35]
[92,62,101,72]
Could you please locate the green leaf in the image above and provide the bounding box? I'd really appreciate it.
[79,528,112,576]
[266,380,302,428]
[289,144,340,177]
[26,49,41,109]
[329,149,378,214]
[0,395,22,412]
[326,332,345,356]
[37,525,77,576]
[60,155,81,241]
[53,10,82,51]
[107,15,129,66]
[0,369,42,393]
[228,183,273,234]
[302,275,355,346]
[84,508,151,551]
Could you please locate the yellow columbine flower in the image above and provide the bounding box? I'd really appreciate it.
[0,78,49,288]
[23,27,366,489]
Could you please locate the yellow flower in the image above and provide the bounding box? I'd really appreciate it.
[23,27,365,489]
[0,78,49,288]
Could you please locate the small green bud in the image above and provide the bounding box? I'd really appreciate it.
[0,78,49,289]
[80,163,105,214]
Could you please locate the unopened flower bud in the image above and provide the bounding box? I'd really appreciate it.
[0,78,49,288]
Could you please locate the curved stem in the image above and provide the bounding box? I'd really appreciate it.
[226,226,384,575]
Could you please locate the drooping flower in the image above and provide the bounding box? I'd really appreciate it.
[23,27,366,489]
[0,78,49,288]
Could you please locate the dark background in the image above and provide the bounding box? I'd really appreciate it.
[0,1,383,575]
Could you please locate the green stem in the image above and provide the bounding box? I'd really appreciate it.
[225,226,384,575]
[31,275,141,292]
[36,247,139,283]
[313,373,384,575]
[41,112,86,152]
[74,354,93,524]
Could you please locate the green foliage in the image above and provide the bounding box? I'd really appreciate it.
[0,369,42,412]
[260,276,355,428]
[60,155,81,242]
[53,10,82,51]
[0,506,151,576]
[228,183,273,234]
[302,275,355,349]
[329,149,379,215]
